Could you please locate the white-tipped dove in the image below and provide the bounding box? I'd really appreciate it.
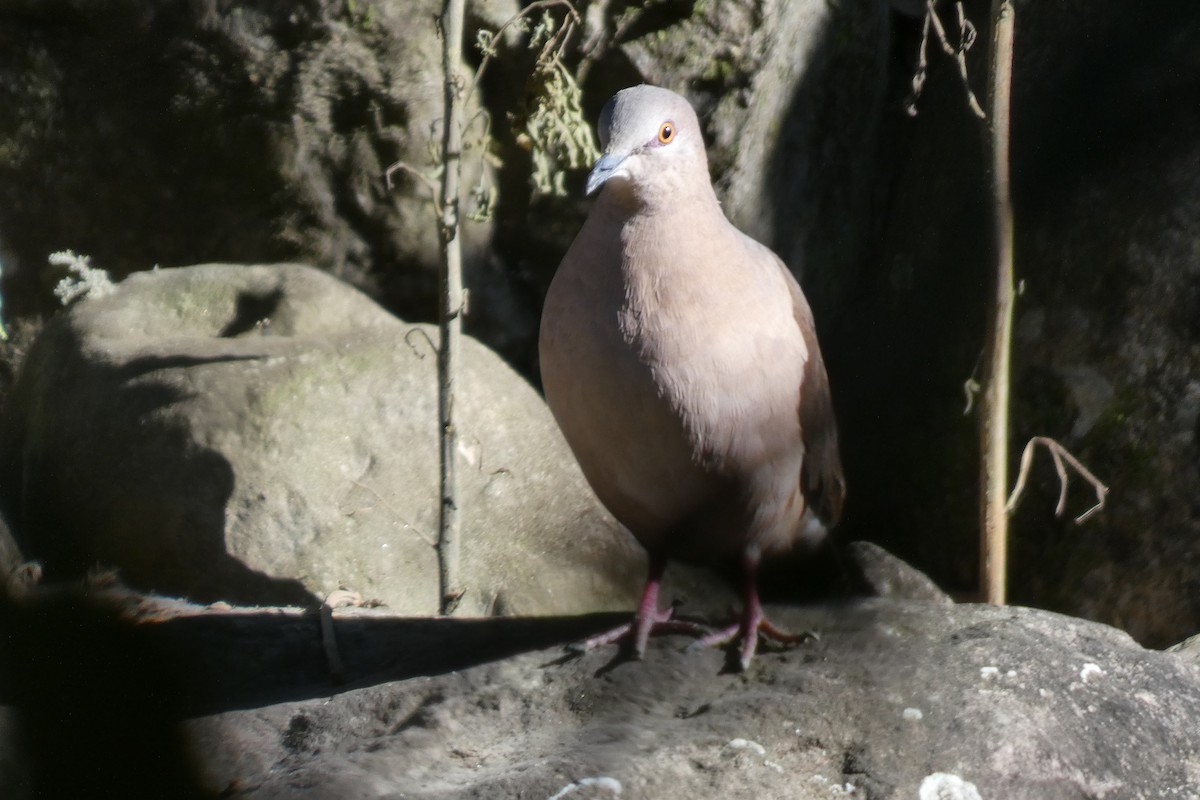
[539,84,845,670]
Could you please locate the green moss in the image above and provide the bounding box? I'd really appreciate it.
[701,56,738,84]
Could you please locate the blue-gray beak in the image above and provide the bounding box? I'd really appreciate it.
[586,152,628,196]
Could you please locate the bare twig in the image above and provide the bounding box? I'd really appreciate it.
[384,0,586,616]
[436,0,467,616]
[466,0,582,110]
[385,160,443,212]
[978,0,1015,605]
[907,0,987,119]
[404,327,439,359]
[1005,437,1109,524]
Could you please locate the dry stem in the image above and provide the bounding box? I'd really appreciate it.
[908,0,987,119]
[978,0,1015,605]
[1005,437,1110,524]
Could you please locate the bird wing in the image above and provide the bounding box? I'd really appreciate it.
[779,259,845,527]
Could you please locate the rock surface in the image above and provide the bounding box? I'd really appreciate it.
[10,592,1198,799]
[0,263,693,616]
[0,0,508,323]
[185,601,1200,798]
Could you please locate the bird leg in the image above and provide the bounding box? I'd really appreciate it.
[692,552,808,670]
[571,555,711,658]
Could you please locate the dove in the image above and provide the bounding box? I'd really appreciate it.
[539,84,845,670]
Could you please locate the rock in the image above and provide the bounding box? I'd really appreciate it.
[1169,634,1200,668]
[65,598,1200,798]
[0,0,511,324]
[998,0,1200,647]
[0,263,681,616]
[847,540,954,605]
[831,0,1200,648]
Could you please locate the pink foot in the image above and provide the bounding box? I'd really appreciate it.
[570,558,711,659]
[692,554,813,670]
[692,609,810,671]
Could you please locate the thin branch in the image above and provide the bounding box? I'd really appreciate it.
[1005,437,1109,524]
[466,0,582,111]
[978,0,1015,606]
[404,327,438,359]
[908,0,986,119]
[385,160,444,214]
[437,0,468,616]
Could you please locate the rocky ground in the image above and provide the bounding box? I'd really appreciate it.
[4,578,1200,799]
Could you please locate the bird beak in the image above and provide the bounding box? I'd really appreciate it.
[586,152,628,196]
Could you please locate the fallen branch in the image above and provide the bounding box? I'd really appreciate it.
[1005,436,1109,524]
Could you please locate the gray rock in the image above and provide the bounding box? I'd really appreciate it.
[168,600,1200,799]
[999,0,1200,646]
[0,0,509,322]
[833,0,1200,649]
[0,263,675,616]
[1169,633,1200,667]
[848,540,955,605]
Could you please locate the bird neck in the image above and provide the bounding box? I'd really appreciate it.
[597,174,723,223]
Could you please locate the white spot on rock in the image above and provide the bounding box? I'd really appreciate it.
[1080,662,1104,682]
[547,776,622,800]
[980,666,1000,680]
[725,738,767,756]
[903,707,924,721]
[919,772,983,800]
[810,775,858,795]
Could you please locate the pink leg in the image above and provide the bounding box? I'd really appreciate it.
[693,552,808,670]
[572,556,711,658]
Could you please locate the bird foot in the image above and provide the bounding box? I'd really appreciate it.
[568,605,712,659]
[690,612,813,671]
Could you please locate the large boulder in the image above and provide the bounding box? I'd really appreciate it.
[26,596,1195,798]
[0,263,684,615]
[0,0,514,327]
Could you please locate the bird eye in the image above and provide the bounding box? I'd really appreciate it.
[657,122,674,144]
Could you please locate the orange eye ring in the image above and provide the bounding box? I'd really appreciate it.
[657,122,675,144]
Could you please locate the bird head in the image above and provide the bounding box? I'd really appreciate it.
[586,85,711,203]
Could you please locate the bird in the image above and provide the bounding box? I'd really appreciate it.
[539,84,845,670]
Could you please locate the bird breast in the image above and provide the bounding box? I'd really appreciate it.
[541,199,809,550]
[617,210,808,467]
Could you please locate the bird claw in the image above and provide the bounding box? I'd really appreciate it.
[689,615,814,671]
[568,606,713,659]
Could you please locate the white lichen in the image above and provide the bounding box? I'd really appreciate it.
[49,250,116,305]
[725,738,767,756]
[919,772,983,800]
[1080,662,1104,683]
[547,776,622,799]
[903,707,924,721]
